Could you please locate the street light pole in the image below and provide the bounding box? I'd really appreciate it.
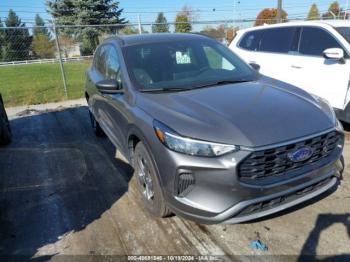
[233,1,240,27]
[277,0,282,23]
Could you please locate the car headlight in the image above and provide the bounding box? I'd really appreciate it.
[153,120,239,157]
[335,119,344,132]
[311,94,337,121]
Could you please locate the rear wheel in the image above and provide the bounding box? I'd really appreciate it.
[133,142,171,217]
[0,96,11,145]
[89,110,105,137]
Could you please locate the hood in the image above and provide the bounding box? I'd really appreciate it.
[137,78,335,148]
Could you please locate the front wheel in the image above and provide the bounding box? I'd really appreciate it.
[133,142,171,217]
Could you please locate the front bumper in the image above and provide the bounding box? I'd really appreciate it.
[223,175,338,224]
[150,128,344,224]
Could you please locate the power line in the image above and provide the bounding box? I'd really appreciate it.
[0,5,336,17]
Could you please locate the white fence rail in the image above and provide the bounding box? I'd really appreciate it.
[0,56,93,67]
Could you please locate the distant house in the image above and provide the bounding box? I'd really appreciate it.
[55,43,81,58]
[55,36,82,58]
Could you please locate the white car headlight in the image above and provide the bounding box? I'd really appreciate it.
[154,120,239,157]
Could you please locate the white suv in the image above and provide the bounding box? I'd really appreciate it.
[230,20,350,123]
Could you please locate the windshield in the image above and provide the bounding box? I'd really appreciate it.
[122,38,257,91]
[336,27,350,44]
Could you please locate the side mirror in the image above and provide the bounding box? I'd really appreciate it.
[249,63,260,72]
[323,48,344,61]
[96,79,123,94]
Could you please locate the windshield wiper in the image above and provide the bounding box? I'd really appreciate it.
[139,87,193,93]
[191,79,251,89]
[139,80,252,93]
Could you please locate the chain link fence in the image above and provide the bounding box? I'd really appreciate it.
[0,19,283,107]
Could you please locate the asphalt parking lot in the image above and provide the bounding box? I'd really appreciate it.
[0,100,349,260]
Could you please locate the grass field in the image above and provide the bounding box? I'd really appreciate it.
[0,61,91,107]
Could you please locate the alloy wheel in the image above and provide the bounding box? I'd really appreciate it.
[137,155,154,201]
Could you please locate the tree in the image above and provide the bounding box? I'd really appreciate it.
[3,10,32,61]
[200,25,238,44]
[226,27,239,43]
[119,26,148,35]
[200,25,226,42]
[31,34,55,58]
[33,14,51,38]
[46,0,127,55]
[307,4,320,20]
[322,1,349,19]
[152,12,169,33]
[254,8,288,26]
[175,7,192,33]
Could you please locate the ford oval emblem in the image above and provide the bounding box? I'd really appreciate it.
[288,147,314,163]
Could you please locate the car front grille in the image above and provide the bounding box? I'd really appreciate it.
[238,131,340,180]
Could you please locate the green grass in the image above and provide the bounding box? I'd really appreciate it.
[0,61,91,107]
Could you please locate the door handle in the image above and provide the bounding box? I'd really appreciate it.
[291,65,303,69]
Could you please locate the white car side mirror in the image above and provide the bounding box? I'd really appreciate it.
[323,48,344,61]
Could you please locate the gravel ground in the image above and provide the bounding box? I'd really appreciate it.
[0,101,349,261]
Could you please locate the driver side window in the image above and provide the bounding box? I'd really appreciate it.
[105,45,123,89]
[105,46,120,79]
[94,46,108,77]
[299,27,343,57]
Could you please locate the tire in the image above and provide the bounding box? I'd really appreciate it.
[0,95,11,145]
[89,110,105,137]
[133,142,172,217]
[340,155,345,179]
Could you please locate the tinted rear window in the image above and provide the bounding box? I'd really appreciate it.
[238,30,263,51]
[259,27,299,53]
[335,27,350,44]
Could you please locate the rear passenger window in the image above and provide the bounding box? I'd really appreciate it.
[238,30,263,51]
[299,27,342,56]
[259,27,299,53]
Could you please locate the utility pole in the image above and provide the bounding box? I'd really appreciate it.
[233,1,240,28]
[277,0,282,23]
[345,0,349,20]
[233,0,236,26]
[138,14,142,35]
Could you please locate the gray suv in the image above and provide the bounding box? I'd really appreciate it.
[85,33,344,224]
